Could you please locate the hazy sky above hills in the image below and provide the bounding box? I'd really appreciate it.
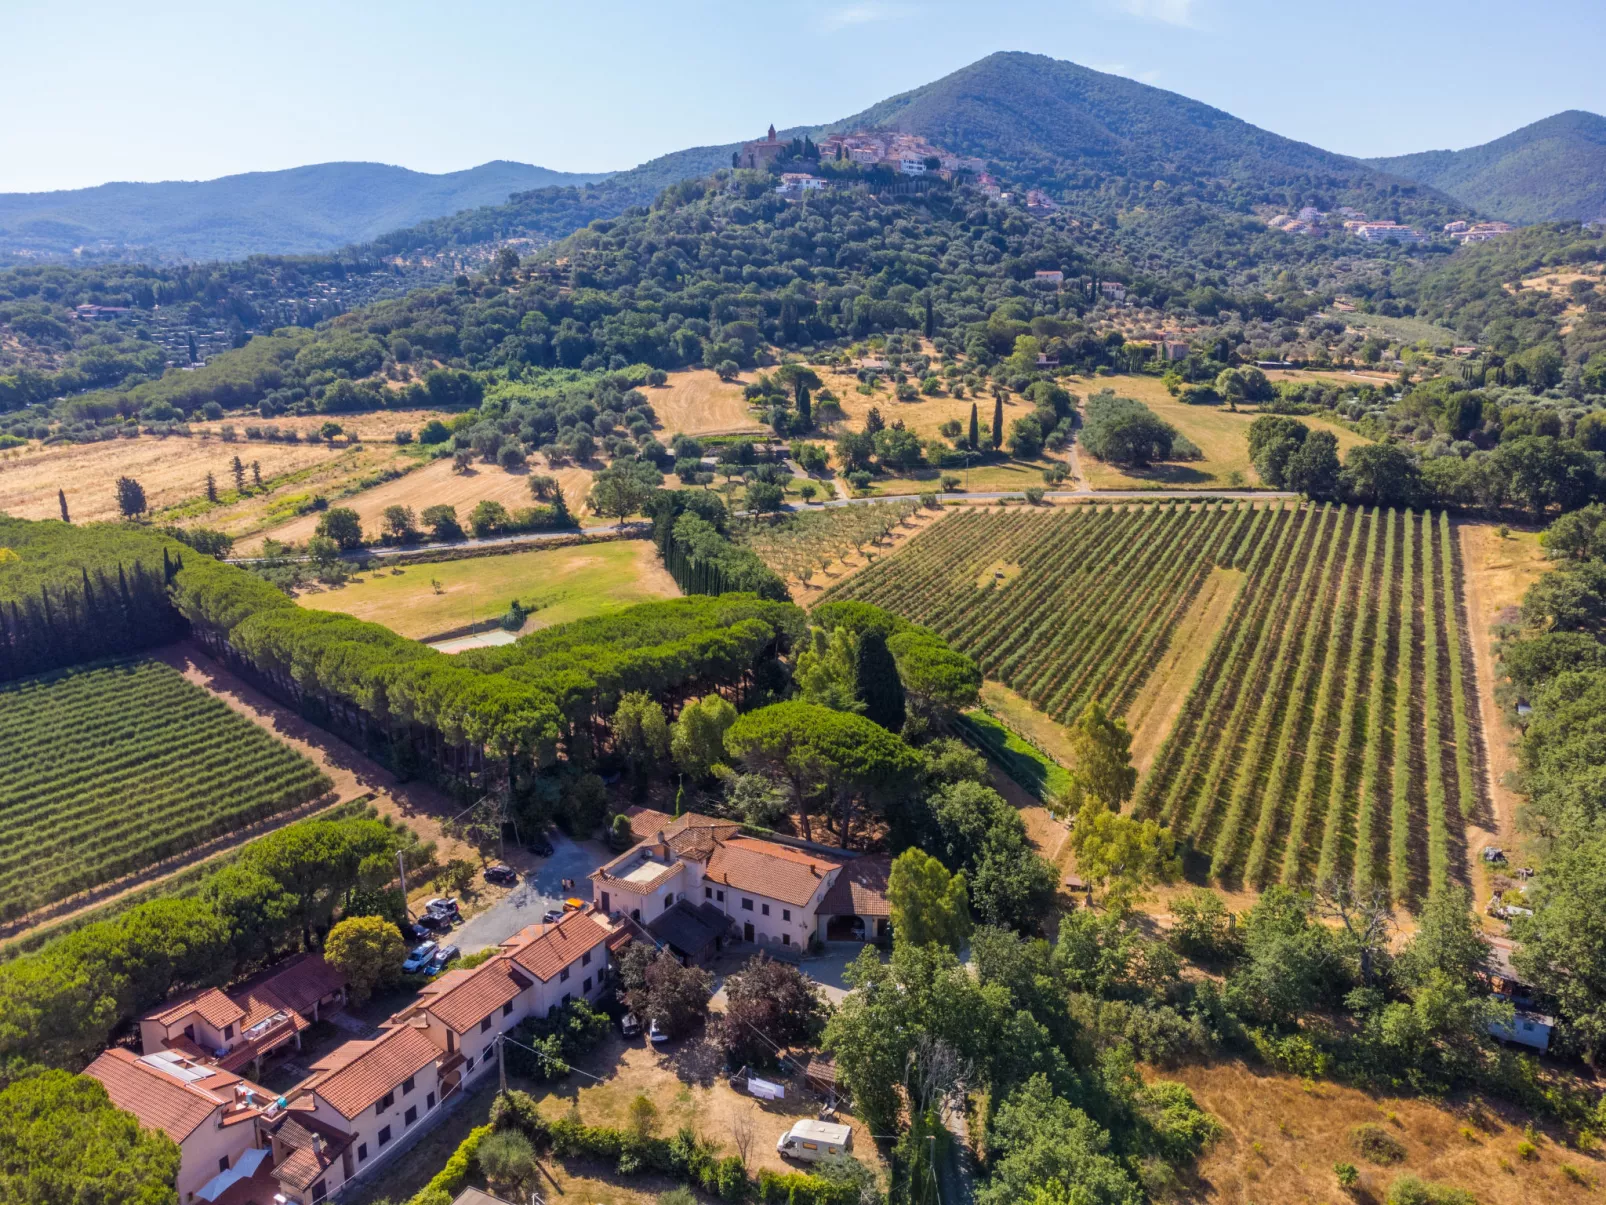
[7,0,1604,193]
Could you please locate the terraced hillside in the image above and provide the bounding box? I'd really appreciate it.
[825,502,1487,900]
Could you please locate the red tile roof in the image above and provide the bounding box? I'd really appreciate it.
[142,985,245,1030]
[266,1112,353,1190]
[817,854,892,918]
[309,1025,440,1119]
[503,909,613,982]
[243,953,346,1017]
[624,806,740,846]
[704,838,840,908]
[418,956,532,1033]
[84,1048,230,1142]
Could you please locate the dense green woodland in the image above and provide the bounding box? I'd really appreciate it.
[1368,110,1606,225]
[0,253,444,416]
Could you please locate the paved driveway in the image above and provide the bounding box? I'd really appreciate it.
[452,833,611,953]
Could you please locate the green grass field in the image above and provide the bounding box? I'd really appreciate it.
[298,540,680,639]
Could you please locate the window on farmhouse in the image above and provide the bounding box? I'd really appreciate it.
[741,898,753,911]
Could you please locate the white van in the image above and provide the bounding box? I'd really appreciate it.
[777,1120,853,1162]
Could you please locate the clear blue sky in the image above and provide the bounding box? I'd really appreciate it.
[5,0,1603,193]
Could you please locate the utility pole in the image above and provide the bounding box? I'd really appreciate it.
[498,1032,507,1095]
[396,850,410,918]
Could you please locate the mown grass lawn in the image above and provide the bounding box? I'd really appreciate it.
[297,539,678,639]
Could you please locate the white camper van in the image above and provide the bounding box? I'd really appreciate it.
[777,1119,853,1162]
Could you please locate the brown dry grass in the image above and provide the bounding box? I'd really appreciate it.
[533,1031,887,1179]
[1171,1059,1602,1204]
[242,455,597,551]
[1458,521,1549,855]
[1068,375,1369,490]
[649,369,768,436]
[1125,566,1246,775]
[0,435,338,523]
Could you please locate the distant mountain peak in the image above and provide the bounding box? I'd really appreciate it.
[1367,110,1606,223]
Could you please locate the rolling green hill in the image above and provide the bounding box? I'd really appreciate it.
[1368,111,1606,224]
[0,160,615,261]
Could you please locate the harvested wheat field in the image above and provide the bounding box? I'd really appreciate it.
[1170,1060,1601,1204]
[244,455,597,550]
[0,435,339,524]
[649,369,766,436]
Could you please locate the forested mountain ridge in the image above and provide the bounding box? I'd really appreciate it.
[0,160,615,262]
[1368,111,1606,224]
[360,52,1467,260]
[828,52,1459,220]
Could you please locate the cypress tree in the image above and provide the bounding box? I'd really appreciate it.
[968,402,979,450]
[923,294,934,340]
[798,386,811,428]
[855,628,906,733]
[992,392,1004,451]
[58,489,69,523]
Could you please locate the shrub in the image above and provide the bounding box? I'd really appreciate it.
[1385,1175,1477,1205]
[1335,1161,1360,1188]
[1351,1123,1407,1165]
[1023,487,1046,505]
[477,1129,538,1195]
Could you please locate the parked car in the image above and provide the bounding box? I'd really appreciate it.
[397,921,426,943]
[403,941,438,974]
[542,909,565,924]
[649,1019,669,1045]
[528,834,554,858]
[621,1012,642,1037]
[428,944,460,974]
[484,864,517,885]
[423,897,460,924]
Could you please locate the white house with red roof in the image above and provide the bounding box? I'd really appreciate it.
[249,908,619,1204]
[137,954,347,1077]
[591,809,886,954]
[83,1047,273,1203]
[104,911,619,1205]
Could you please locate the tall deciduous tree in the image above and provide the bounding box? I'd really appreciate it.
[888,848,971,951]
[669,693,737,781]
[324,915,406,1005]
[1064,701,1137,813]
[1068,802,1180,909]
[114,476,146,518]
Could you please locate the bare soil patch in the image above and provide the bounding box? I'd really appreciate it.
[0,435,336,524]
